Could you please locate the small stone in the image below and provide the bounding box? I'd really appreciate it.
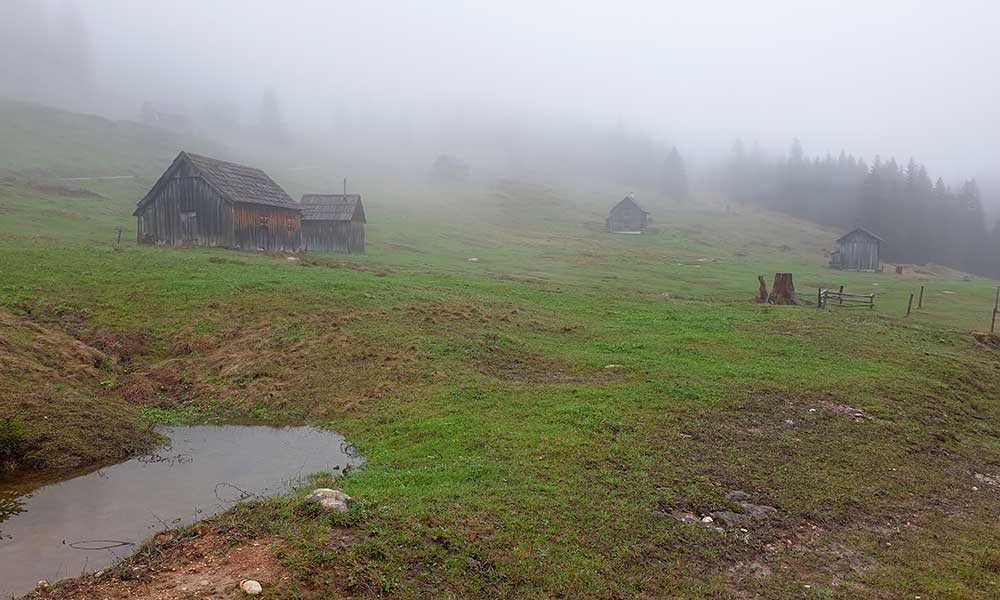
[749,561,771,578]
[809,408,817,412]
[304,488,353,512]
[700,516,714,523]
[666,510,699,523]
[726,490,753,503]
[35,580,49,590]
[604,363,623,369]
[466,557,483,570]
[710,510,748,527]
[743,503,778,519]
[467,257,479,262]
[200,579,210,586]
[241,579,263,595]
[784,419,795,425]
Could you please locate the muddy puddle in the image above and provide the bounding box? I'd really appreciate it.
[0,425,361,598]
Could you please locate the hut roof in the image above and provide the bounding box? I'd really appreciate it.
[182,153,298,209]
[609,195,648,215]
[300,194,365,222]
[134,152,298,215]
[836,226,883,243]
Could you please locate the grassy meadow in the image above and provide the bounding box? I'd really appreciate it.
[2,100,1000,598]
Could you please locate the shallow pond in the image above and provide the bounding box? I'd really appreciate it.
[0,425,360,598]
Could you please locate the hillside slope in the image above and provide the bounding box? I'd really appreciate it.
[2,103,1000,599]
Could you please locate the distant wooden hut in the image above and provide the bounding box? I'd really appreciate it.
[300,194,366,253]
[830,227,881,271]
[606,195,648,233]
[133,152,301,252]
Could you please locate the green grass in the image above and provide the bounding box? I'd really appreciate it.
[3,102,1000,598]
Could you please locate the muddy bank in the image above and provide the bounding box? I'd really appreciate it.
[0,309,157,473]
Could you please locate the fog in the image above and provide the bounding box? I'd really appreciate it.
[2,1,996,181]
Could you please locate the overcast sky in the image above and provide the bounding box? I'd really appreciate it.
[31,0,1000,182]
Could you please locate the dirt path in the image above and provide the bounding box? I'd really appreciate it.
[33,527,296,599]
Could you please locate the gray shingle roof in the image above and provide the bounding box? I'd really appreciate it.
[183,152,298,209]
[609,195,648,215]
[300,194,365,222]
[836,226,882,243]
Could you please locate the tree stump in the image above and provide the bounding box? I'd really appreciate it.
[768,273,802,305]
[755,275,768,304]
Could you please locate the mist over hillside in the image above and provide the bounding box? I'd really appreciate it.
[2,0,998,273]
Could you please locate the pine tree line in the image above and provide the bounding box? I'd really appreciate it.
[718,138,996,277]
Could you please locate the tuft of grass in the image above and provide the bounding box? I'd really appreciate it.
[0,416,30,464]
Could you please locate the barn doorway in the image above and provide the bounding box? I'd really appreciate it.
[180,211,198,245]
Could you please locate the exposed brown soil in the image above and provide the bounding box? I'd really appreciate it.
[0,309,155,471]
[32,527,295,600]
[113,308,419,415]
[81,328,154,364]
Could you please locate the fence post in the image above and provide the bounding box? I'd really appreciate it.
[817,288,822,309]
[906,293,914,317]
[992,287,1000,334]
[838,285,844,305]
[918,285,924,309]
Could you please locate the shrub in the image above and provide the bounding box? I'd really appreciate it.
[0,417,30,463]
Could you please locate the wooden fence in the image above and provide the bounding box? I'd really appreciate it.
[818,287,875,309]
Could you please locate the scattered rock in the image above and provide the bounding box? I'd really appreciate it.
[749,560,771,578]
[710,510,748,527]
[241,579,263,595]
[742,503,777,519]
[304,488,353,512]
[726,490,753,503]
[975,473,999,486]
[666,510,699,523]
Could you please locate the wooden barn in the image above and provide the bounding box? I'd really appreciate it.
[133,152,301,252]
[606,195,649,233]
[830,227,881,271]
[300,194,366,253]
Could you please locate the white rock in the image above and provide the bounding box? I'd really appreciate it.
[604,364,623,369]
[467,257,479,262]
[700,516,714,523]
[241,579,263,595]
[286,256,299,261]
[304,488,353,512]
[35,580,49,590]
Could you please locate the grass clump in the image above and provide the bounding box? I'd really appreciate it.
[0,416,30,464]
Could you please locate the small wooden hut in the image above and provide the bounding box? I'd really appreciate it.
[606,195,648,233]
[300,194,366,253]
[134,152,301,252]
[830,227,881,271]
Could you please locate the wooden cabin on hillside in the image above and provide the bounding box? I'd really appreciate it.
[300,194,366,253]
[830,227,881,271]
[607,195,648,233]
[134,152,301,252]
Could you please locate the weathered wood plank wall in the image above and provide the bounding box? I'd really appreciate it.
[301,219,364,253]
